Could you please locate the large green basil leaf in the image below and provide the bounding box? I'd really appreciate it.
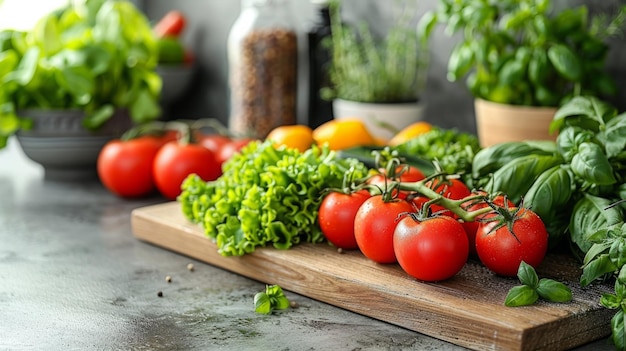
[547,44,581,81]
[571,142,616,186]
[484,154,564,204]
[0,50,18,79]
[601,113,626,159]
[57,65,94,105]
[556,126,594,162]
[498,58,526,85]
[447,42,474,81]
[4,47,39,86]
[32,13,62,56]
[570,194,624,253]
[550,96,617,134]
[523,165,575,247]
[472,140,557,179]
[529,47,549,84]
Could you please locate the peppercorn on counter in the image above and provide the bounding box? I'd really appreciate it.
[0,136,614,351]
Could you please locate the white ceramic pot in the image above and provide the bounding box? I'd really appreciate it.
[474,98,558,148]
[332,98,426,141]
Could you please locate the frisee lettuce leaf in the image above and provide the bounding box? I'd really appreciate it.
[179,141,369,257]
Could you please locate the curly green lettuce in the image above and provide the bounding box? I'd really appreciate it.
[179,140,368,256]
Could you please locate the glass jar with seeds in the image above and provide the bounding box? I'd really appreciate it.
[227,0,298,139]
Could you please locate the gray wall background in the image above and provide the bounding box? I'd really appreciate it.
[142,0,626,134]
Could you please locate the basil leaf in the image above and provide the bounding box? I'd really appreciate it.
[571,142,616,186]
[550,96,617,134]
[472,141,556,179]
[570,194,624,254]
[581,254,618,287]
[447,42,474,81]
[485,154,563,204]
[517,261,539,288]
[505,285,539,307]
[602,113,626,159]
[556,127,594,162]
[0,50,18,78]
[523,165,574,246]
[601,293,622,309]
[254,292,272,315]
[4,47,39,86]
[610,310,626,350]
[547,44,581,81]
[537,278,572,303]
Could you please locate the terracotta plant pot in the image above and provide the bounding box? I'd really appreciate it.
[474,98,558,148]
[332,98,426,141]
[15,109,133,181]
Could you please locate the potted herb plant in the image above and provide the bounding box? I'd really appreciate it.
[434,0,626,147]
[0,0,161,180]
[321,0,435,141]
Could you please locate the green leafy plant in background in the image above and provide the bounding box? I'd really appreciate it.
[471,96,626,249]
[433,0,626,107]
[321,0,436,103]
[0,0,161,148]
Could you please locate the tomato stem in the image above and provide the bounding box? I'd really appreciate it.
[398,179,493,222]
[165,121,192,145]
[120,121,168,141]
[190,118,232,137]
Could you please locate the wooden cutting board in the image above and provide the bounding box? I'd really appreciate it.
[131,202,614,351]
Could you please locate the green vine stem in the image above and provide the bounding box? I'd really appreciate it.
[398,177,493,222]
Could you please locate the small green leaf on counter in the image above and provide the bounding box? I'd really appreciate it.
[254,285,290,315]
[537,279,572,303]
[505,261,572,307]
[505,285,538,307]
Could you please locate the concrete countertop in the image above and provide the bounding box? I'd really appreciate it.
[0,137,615,350]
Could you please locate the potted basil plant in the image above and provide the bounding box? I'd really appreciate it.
[0,0,161,180]
[433,0,626,147]
[321,0,436,141]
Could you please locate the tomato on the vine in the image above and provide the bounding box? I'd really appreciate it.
[395,165,425,182]
[394,214,469,281]
[216,138,254,166]
[153,141,221,200]
[354,195,414,264]
[460,191,515,255]
[367,165,425,199]
[318,189,371,250]
[424,177,471,216]
[97,136,163,198]
[475,207,548,277]
[198,134,232,154]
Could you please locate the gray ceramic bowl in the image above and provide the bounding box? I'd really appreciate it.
[15,109,132,181]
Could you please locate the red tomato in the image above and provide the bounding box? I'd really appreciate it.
[424,178,471,216]
[198,134,232,155]
[216,138,254,166]
[475,208,548,277]
[460,191,515,255]
[153,10,186,38]
[354,195,414,264]
[394,215,469,281]
[318,190,371,250]
[97,136,163,198]
[396,165,425,182]
[368,165,425,199]
[153,141,221,200]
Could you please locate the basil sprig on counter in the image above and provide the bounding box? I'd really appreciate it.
[254,285,290,315]
[505,261,572,307]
